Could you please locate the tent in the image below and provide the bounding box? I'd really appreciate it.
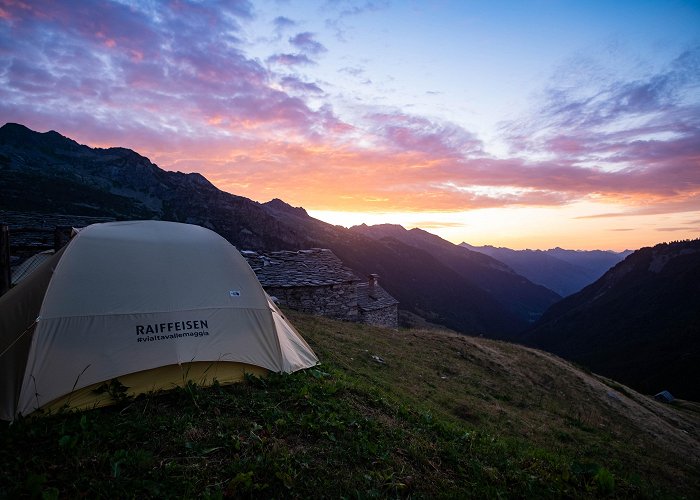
[11,249,55,286]
[0,221,318,420]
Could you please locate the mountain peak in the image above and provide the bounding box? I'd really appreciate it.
[350,223,407,236]
[263,198,309,217]
[0,122,31,134]
[0,122,82,151]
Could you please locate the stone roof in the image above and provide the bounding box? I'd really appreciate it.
[357,282,399,311]
[242,248,362,287]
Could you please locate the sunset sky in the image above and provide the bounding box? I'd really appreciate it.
[1,0,699,250]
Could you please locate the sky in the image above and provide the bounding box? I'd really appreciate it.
[1,0,699,251]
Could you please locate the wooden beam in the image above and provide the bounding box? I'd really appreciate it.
[0,224,10,296]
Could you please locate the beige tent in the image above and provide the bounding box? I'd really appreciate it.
[0,221,318,420]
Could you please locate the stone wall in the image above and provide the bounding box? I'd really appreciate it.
[266,283,359,322]
[359,305,399,329]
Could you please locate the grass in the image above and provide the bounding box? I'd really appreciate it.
[1,311,698,498]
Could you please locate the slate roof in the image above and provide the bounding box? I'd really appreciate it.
[242,248,362,287]
[357,282,399,311]
[0,210,114,250]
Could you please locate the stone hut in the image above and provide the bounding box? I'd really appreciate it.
[243,249,362,322]
[357,274,399,329]
[243,249,399,328]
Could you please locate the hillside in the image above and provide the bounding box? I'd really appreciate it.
[0,122,555,337]
[1,312,697,498]
[524,239,700,401]
[461,243,629,297]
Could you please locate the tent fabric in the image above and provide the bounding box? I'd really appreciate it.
[11,249,55,286]
[0,221,318,420]
[0,247,65,419]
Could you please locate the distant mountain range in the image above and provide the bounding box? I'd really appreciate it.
[461,243,631,296]
[0,123,558,337]
[352,224,559,327]
[523,239,700,400]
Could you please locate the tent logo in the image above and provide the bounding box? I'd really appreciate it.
[135,320,210,343]
[135,320,209,335]
[229,290,241,297]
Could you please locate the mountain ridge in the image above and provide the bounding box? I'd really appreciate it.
[523,239,700,400]
[461,242,630,296]
[352,223,561,331]
[0,122,555,337]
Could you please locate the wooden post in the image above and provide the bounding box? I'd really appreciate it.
[0,224,10,296]
[54,226,72,251]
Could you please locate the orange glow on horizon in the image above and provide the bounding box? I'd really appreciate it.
[68,133,700,252]
[308,204,700,252]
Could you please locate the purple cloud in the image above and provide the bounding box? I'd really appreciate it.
[324,0,389,41]
[0,0,697,217]
[508,48,700,144]
[0,0,343,148]
[273,16,296,31]
[289,32,327,55]
[367,112,484,158]
[339,66,364,77]
[499,46,700,203]
[266,53,315,66]
[280,76,324,95]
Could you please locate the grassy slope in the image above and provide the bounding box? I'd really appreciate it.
[1,311,698,498]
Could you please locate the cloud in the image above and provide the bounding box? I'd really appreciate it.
[0,0,341,145]
[323,0,389,41]
[266,53,315,66]
[289,32,327,55]
[366,111,483,157]
[338,65,372,85]
[273,16,296,32]
[409,221,468,229]
[575,213,629,219]
[339,66,365,77]
[0,1,698,219]
[500,46,700,207]
[279,76,324,95]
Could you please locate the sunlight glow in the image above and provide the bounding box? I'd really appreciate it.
[309,203,700,251]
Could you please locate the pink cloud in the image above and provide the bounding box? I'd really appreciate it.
[0,1,697,218]
[498,46,700,204]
